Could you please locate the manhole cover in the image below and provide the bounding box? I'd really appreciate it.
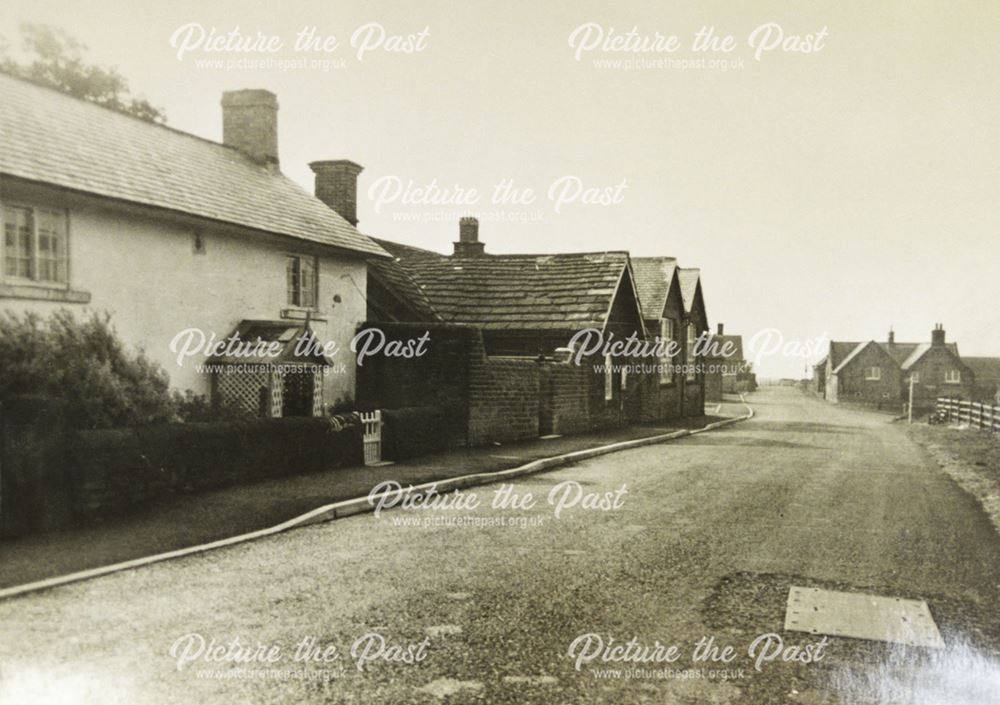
[784,586,944,648]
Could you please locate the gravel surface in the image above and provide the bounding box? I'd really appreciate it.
[1,387,999,705]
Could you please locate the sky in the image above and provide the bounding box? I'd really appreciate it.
[1,0,997,378]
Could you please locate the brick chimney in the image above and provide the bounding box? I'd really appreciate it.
[931,323,946,346]
[717,323,724,335]
[888,327,895,345]
[309,160,364,226]
[221,90,279,167]
[454,217,485,257]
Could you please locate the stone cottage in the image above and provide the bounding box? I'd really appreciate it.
[0,73,389,416]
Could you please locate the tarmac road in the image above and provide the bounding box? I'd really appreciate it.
[2,387,999,704]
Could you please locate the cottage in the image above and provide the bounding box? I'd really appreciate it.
[676,268,710,416]
[0,74,388,415]
[703,323,754,403]
[631,256,700,420]
[374,220,650,435]
[822,326,972,410]
[353,219,711,445]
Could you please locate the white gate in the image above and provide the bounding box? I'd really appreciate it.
[361,410,383,465]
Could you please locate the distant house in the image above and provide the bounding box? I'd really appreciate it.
[822,326,973,410]
[0,73,389,416]
[703,323,754,402]
[962,358,1000,405]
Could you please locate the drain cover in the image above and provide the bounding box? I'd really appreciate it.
[784,586,944,648]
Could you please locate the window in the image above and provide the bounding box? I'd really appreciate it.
[604,353,614,401]
[286,255,317,308]
[685,322,698,381]
[909,372,920,384]
[659,318,675,384]
[865,366,881,381]
[2,205,67,284]
[945,369,961,384]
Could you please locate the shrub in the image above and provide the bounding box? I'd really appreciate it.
[0,309,176,428]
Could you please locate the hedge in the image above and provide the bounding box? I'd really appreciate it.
[380,406,450,460]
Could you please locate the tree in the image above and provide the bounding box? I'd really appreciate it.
[0,23,165,123]
[0,310,176,428]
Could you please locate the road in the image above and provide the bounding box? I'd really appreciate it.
[2,387,999,704]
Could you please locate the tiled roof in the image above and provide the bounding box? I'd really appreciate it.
[964,357,1000,386]
[631,257,677,320]
[832,341,876,373]
[898,342,960,370]
[709,334,744,362]
[376,239,631,331]
[0,72,387,258]
[829,341,862,369]
[677,268,701,314]
[831,340,960,373]
[367,249,442,322]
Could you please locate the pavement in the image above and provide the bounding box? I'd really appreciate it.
[0,401,741,590]
[2,387,1000,705]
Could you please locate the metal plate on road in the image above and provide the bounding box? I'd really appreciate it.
[784,586,944,648]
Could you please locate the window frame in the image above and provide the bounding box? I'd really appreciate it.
[909,371,920,384]
[0,200,70,288]
[685,322,698,382]
[944,369,961,384]
[285,253,319,310]
[659,317,675,385]
[604,352,614,401]
[865,366,882,381]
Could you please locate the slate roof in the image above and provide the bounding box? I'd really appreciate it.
[898,342,960,370]
[677,268,702,315]
[0,72,387,258]
[367,252,442,322]
[832,341,880,373]
[708,334,745,363]
[831,340,960,373]
[631,257,677,321]
[375,239,632,332]
[828,342,862,370]
[964,357,1000,387]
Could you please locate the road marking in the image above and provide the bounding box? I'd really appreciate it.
[426,624,463,637]
[785,586,944,648]
[502,675,558,685]
[418,678,484,698]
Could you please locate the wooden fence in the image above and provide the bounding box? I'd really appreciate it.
[936,397,1000,432]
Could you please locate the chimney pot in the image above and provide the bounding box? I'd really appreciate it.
[221,89,279,166]
[717,323,724,336]
[888,328,895,345]
[454,217,485,256]
[310,160,364,227]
